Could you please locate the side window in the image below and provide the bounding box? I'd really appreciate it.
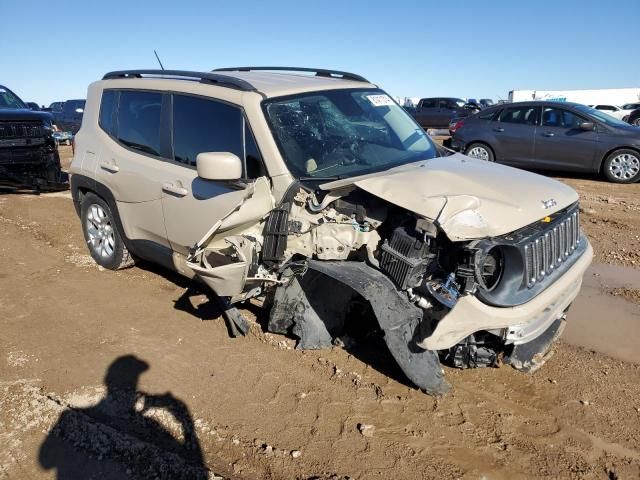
[542,108,585,129]
[498,106,538,125]
[117,91,162,156]
[596,105,614,111]
[172,94,243,167]
[421,99,436,108]
[437,99,449,109]
[98,90,117,135]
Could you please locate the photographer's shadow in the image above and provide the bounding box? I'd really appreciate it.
[39,355,208,479]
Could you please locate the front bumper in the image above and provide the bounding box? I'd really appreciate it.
[418,240,593,350]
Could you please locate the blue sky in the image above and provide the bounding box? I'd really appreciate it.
[2,0,639,105]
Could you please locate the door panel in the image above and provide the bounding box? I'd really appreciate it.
[93,90,169,247]
[160,165,262,254]
[492,105,539,165]
[534,107,597,171]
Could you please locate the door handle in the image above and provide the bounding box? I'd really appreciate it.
[493,127,504,132]
[542,132,555,137]
[162,182,188,197]
[100,161,119,173]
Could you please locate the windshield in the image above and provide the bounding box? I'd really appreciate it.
[263,89,437,180]
[0,86,27,110]
[574,104,631,127]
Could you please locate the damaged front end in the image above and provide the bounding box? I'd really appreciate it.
[186,171,591,395]
[0,117,69,192]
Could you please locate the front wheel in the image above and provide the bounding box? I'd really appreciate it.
[602,149,640,183]
[465,142,495,162]
[634,118,640,127]
[80,192,134,270]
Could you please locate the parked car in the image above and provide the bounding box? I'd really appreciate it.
[452,101,640,183]
[70,67,592,396]
[0,84,67,190]
[621,103,640,121]
[589,104,628,121]
[628,108,640,127]
[479,98,494,108]
[45,101,65,114]
[54,99,85,133]
[411,97,478,129]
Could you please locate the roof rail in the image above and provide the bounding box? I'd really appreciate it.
[102,70,257,92]
[212,66,370,83]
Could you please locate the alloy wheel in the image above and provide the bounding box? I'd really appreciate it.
[609,153,640,181]
[86,204,116,259]
[468,146,490,161]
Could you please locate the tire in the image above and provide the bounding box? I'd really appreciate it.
[465,142,494,162]
[602,149,640,183]
[80,192,134,270]
[634,117,640,127]
[622,116,629,123]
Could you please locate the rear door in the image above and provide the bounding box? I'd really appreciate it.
[491,105,540,165]
[160,93,272,256]
[93,89,170,248]
[534,106,597,171]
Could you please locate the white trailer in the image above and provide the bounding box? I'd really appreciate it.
[508,88,640,106]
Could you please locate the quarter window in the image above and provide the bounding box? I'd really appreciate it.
[498,106,538,125]
[116,91,162,156]
[98,90,117,135]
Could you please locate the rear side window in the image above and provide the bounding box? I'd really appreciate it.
[99,90,116,135]
[117,91,162,156]
[498,106,538,125]
[420,99,436,108]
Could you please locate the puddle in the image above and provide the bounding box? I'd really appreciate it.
[564,264,640,364]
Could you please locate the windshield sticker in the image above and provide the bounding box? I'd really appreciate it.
[366,94,394,107]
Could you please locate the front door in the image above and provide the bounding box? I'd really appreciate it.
[534,107,598,171]
[160,93,272,256]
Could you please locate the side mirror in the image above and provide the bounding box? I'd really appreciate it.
[75,108,84,113]
[579,121,595,131]
[196,152,242,181]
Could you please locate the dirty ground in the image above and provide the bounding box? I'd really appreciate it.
[1,146,640,479]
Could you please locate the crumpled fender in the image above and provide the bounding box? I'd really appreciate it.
[268,260,451,395]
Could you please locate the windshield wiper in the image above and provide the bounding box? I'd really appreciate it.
[297,175,344,181]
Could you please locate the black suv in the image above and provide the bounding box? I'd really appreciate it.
[0,84,67,191]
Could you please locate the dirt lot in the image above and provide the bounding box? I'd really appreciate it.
[1,146,640,479]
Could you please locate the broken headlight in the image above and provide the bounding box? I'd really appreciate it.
[474,246,504,292]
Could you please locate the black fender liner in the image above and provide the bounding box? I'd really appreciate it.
[269,260,451,395]
[503,317,566,373]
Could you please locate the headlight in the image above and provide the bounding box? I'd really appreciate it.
[474,246,503,292]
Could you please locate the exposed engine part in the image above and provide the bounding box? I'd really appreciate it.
[445,333,500,369]
[425,273,460,308]
[262,202,291,266]
[407,288,433,309]
[379,225,434,289]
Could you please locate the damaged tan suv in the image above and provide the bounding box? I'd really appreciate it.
[70,67,593,395]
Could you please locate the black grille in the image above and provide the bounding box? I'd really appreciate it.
[262,202,290,266]
[379,227,432,290]
[0,122,44,139]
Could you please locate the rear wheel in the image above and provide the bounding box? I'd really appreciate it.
[465,142,494,162]
[634,117,640,127]
[602,149,640,183]
[80,192,134,270]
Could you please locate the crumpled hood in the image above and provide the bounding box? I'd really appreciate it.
[321,154,579,240]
